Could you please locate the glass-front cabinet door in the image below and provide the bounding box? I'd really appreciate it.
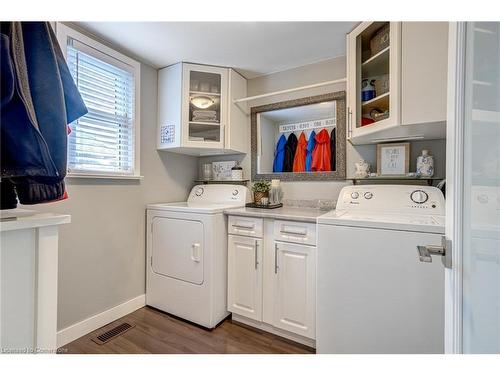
[182,64,227,149]
[347,22,401,140]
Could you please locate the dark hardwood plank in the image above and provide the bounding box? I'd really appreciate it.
[60,307,315,354]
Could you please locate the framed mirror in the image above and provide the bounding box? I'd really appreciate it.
[251,91,346,181]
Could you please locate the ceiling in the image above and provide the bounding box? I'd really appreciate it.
[77,22,358,79]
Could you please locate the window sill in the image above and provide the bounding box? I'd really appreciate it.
[66,173,144,180]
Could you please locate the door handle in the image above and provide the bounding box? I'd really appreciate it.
[254,240,258,269]
[191,243,201,263]
[417,236,451,268]
[274,243,279,274]
[348,107,353,137]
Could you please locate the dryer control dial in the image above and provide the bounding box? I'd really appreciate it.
[364,192,373,200]
[410,190,428,204]
[351,192,359,199]
[232,189,239,196]
[195,187,204,197]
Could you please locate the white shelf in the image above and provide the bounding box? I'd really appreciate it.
[362,46,390,77]
[189,121,221,126]
[190,90,221,97]
[361,92,390,108]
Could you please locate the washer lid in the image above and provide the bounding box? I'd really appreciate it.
[318,210,445,234]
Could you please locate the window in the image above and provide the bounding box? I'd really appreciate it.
[56,24,141,178]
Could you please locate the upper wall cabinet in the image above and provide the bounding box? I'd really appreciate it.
[157,63,248,156]
[347,22,448,145]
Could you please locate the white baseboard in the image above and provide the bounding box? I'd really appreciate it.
[231,314,316,348]
[57,294,145,348]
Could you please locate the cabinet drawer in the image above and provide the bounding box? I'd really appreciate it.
[228,216,263,238]
[274,220,316,246]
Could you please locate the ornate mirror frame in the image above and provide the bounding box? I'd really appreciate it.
[251,91,346,181]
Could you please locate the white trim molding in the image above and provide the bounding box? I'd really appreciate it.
[444,21,466,354]
[57,294,145,348]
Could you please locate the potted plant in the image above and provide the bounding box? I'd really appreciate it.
[251,180,271,204]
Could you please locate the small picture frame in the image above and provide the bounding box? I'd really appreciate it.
[377,142,410,176]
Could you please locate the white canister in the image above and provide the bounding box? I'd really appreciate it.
[231,163,243,180]
[202,163,212,180]
[416,150,434,177]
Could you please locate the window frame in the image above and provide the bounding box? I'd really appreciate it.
[56,23,142,179]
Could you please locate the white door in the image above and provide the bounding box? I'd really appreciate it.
[446,22,500,353]
[273,241,316,339]
[227,235,263,320]
[151,217,204,285]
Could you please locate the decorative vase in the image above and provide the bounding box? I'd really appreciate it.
[416,150,434,177]
[354,160,370,178]
[254,191,269,204]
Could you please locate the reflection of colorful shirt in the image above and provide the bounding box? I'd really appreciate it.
[283,133,298,172]
[293,132,308,172]
[311,129,331,172]
[305,130,316,172]
[273,134,287,172]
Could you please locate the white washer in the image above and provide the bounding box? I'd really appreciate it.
[146,184,251,328]
[317,185,446,353]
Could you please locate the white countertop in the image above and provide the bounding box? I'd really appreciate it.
[0,209,71,232]
[224,206,329,223]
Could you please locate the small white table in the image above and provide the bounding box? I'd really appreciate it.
[0,209,70,354]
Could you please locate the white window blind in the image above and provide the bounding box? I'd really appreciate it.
[66,37,136,176]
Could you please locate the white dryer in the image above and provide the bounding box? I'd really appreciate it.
[317,185,446,354]
[146,184,251,328]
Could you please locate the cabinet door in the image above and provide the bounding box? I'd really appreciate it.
[273,241,316,338]
[401,22,448,126]
[182,63,227,149]
[227,235,263,321]
[347,22,401,141]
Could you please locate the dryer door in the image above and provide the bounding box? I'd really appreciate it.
[151,216,204,285]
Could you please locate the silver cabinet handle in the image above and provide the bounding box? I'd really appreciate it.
[274,243,279,274]
[232,223,254,230]
[347,107,353,137]
[280,229,307,236]
[254,240,258,269]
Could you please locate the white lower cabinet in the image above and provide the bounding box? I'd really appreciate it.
[274,241,316,339]
[227,235,263,321]
[227,216,316,346]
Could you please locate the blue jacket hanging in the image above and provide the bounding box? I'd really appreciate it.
[305,130,316,172]
[273,134,287,172]
[1,22,88,209]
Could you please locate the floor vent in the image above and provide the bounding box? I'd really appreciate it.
[92,322,135,345]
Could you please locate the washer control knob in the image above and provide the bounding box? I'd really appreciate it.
[351,192,359,199]
[364,192,373,200]
[410,190,429,204]
[195,187,204,197]
[232,189,239,196]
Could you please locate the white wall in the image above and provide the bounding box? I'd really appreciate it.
[30,63,197,331]
[200,56,446,202]
[201,57,351,201]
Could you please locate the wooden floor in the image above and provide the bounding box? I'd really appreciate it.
[60,307,315,354]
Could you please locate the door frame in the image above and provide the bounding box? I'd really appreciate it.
[444,21,467,354]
